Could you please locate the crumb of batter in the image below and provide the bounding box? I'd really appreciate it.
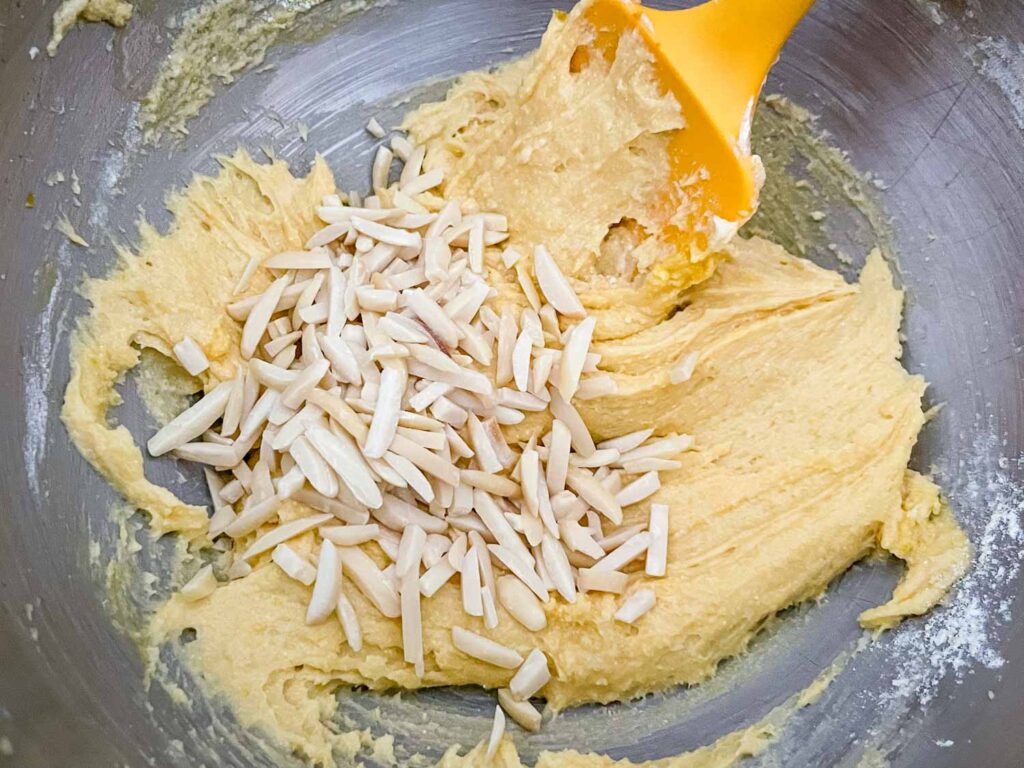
[47,0,133,56]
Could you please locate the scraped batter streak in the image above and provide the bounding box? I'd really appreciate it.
[62,3,969,766]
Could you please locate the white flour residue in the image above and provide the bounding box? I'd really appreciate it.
[974,37,1024,132]
[22,261,71,499]
[90,102,142,229]
[883,425,1023,705]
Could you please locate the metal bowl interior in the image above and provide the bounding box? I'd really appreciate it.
[1,1,1024,766]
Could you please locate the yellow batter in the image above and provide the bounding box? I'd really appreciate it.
[62,2,969,766]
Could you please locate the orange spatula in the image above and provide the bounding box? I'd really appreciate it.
[583,0,814,253]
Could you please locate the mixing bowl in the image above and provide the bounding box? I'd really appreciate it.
[2,1,1023,765]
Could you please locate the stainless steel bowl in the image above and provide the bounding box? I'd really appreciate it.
[3,1,1024,765]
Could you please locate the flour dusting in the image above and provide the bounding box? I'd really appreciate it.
[883,424,1023,705]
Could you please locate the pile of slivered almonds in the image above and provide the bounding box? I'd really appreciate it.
[152,119,692,754]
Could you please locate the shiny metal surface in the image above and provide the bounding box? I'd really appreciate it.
[2,1,1024,765]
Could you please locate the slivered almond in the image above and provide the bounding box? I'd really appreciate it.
[569,448,620,469]
[486,706,506,761]
[474,490,534,564]
[292,487,369,525]
[401,167,444,196]
[408,342,462,374]
[496,575,547,632]
[497,689,542,732]
[646,504,669,578]
[306,540,344,624]
[557,316,595,400]
[519,448,540,517]
[366,116,386,138]
[226,278,309,321]
[264,330,302,359]
[515,263,542,312]
[511,329,533,392]
[148,381,234,456]
[461,547,484,617]
[400,570,425,676]
[460,470,520,498]
[173,336,210,377]
[452,626,522,669]
[307,389,367,443]
[545,419,571,494]
[240,513,332,561]
[249,358,298,390]
[206,470,237,536]
[592,531,651,572]
[618,434,693,464]
[173,441,240,467]
[180,565,218,602]
[578,567,628,593]
[497,388,547,412]
[621,458,682,473]
[336,591,363,651]
[566,467,622,524]
[384,452,434,502]
[281,359,330,410]
[495,406,524,425]
[548,390,595,457]
[353,215,423,249]
[669,351,700,384]
[377,528,401,560]
[363,362,407,459]
[532,245,584,319]
[389,434,460,486]
[488,544,548,603]
[305,423,382,509]
[395,524,427,579]
[240,273,292,359]
[423,533,451,568]
[264,248,333,270]
[558,519,605,559]
[404,288,460,348]
[466,414,503,474]
[272,544,317,585]
[419,558,457,597]
[233,255,261,296]
[321,524,379,546]
[616,471,661,507]
[371,146,393,191]
[409,381,451,412]
[467,218,485,273]
[374,494,448,534]
[471,533,495,590]
[615,588,656,623]
[540,534,575,604]
[290,435,340,498]
[306,223,349,250]
[226,495,282,536]
[574,374,617,400]
[276,464,306,499]
[509,648,550,701]
[336,546,400,618]
[443,279,490,323]
[598,523,646,552]
[495,309,517,386]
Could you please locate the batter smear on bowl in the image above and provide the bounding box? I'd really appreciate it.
[61,1,969,765]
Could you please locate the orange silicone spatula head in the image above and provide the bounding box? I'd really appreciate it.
[582,0,814,261]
